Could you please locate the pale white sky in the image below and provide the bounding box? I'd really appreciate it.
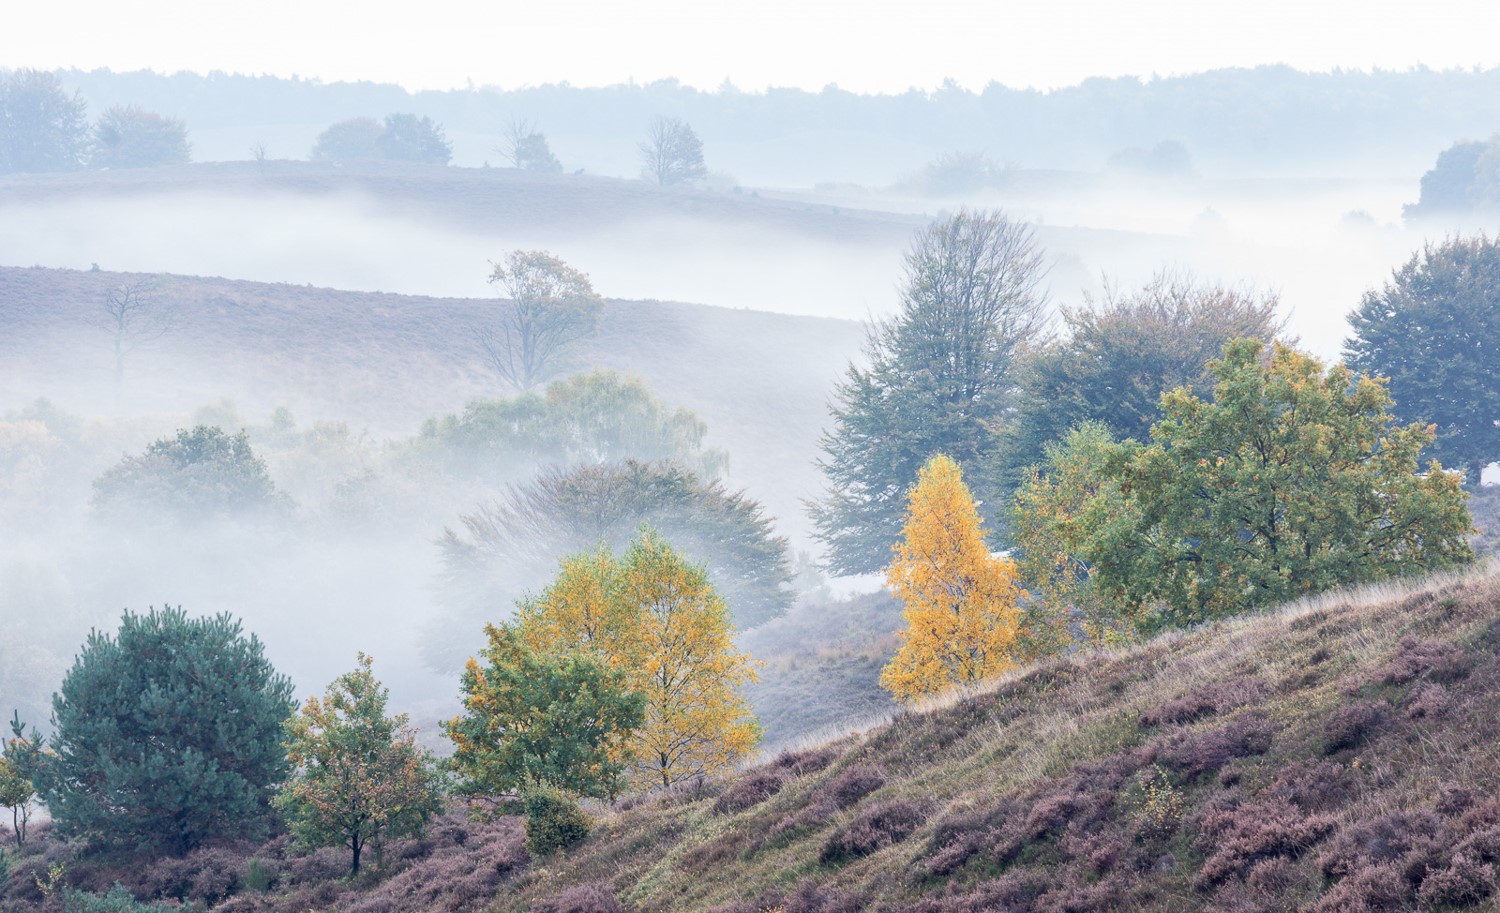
[5,0,1500,94]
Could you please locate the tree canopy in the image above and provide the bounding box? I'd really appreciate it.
[476,250,606,391]
[1012,340,1475,634]
[276,654,442,876]
[90,105,191,169]
[0,69,89,174]
[91,424,287,522]
[445,625,644,803]
[880,455,1026,703]
[513,530,760,791]
[310,113,452,164]
[640,116,707,185]
[810,209,1049,575]
[990,272,1283,507]
[41,607,295,854]
[1346,235,1500,484]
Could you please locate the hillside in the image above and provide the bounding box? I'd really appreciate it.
[0,262,865,542]
[8,566,1500,912]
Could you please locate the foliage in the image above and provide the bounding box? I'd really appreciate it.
[639,116,706,185]
[90,106,191,169]
[0,712,44,847]
[62,883,167,913]
[418,371,726,484]
[310,113,452,164]
[514,530,760,791]
[310,117,383,162]
[521,787,592,856]
[810,209,1048,575]
[440,459,791,637]
[880,456,1026,703]
[42,606,295,854]
[91,424,287,521]
[477,250,606,391]
[502,118,563,173]
[991,271,1282,507]
[1404,136,1500,218]
[275,654,443,876]
[444,624,644,803]
[1345,235,1500,484]
[1014,339,1475,632]
[0,69,89,174]
[377,112,453,164]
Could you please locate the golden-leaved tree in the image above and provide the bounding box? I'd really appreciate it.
[880,454,1027,703]
[516,529,760,790]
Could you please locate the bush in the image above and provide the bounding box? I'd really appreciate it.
[819,798,927,864]
[529,882,627,913]
[1158,715,1276,778]
[523,789,592,856]
[1323,700,1387,754]
[63,884,160,913]
[828,765,886,808]
[712,769,786,815]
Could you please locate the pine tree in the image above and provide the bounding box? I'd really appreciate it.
[42,607,294,854]
[880,455,1027,703]
[276,654,443,876]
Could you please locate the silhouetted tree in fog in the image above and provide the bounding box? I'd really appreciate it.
[0,70,89,174]
[90,105,191,169]
[476,250,605,391]
[640,116,706,185]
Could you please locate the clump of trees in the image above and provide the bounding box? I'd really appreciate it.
[478,529,760,791]
[1345,235,1500,485]
[1012,340,1474,636]
[1404,136,1500,219]
[501,118,563,173]
[276,654,443,876]
[0,70,190,174]
[39,606,296,854]
[640,116,706,186]
[91,424,288,522]
[311,113,453,164]
[810,208,1048,575]
[476,250,605,391]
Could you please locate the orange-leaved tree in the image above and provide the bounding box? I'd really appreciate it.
[516,528,760,791]
[880,454,1026,703]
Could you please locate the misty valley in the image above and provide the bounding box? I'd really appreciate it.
[3,64,1500,913]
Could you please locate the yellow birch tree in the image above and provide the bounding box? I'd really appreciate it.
[513,529,760,792]
[880,454,1026,703]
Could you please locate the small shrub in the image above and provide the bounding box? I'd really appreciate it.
[819,798,927,864]
[1417,852,1495,906]
[1308,861,1409,912]
[243,859,272,893]
[713,769,787,815]
[1140,677,1270,727]
[63,884,157,913]
[523,789,592,856]
[827,765,885,808]
[1371,637,1470,686]
[1194,796,1336,889]
[1316,809,1443,878]
[1158,715,1276,778]
[1135,765,1184,836]
[769,747,838,777]
[1403,683,1452,720]
[529,882,626,913]
[1323,700,1387,754]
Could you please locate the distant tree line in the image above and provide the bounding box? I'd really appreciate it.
[0,70,189,174]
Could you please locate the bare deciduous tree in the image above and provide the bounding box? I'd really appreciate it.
[102,277,174,393]
[475,251,605,391]
[499,118,562,173]
[639,116,707,186]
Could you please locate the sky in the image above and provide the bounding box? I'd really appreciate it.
[6,0,1500,94]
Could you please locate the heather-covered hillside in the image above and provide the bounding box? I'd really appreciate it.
[7,566,1500,912]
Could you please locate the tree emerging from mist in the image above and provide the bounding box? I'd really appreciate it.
[988,271,1284,513]
[434,459,793,670]
[90,105,191,169]
[476,251,605,391]
[310,113,452,165]
[91,424,289,522]
[0,70,89,174]
[640,116,707,186]
[809,209,1049,576]
[412,370,727,486]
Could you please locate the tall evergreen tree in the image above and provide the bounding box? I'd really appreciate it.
[809,209,1048,575]
[41,607,295,854]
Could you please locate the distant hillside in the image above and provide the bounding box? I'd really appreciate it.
[0,262,865,541]
[9,566,1500,911]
